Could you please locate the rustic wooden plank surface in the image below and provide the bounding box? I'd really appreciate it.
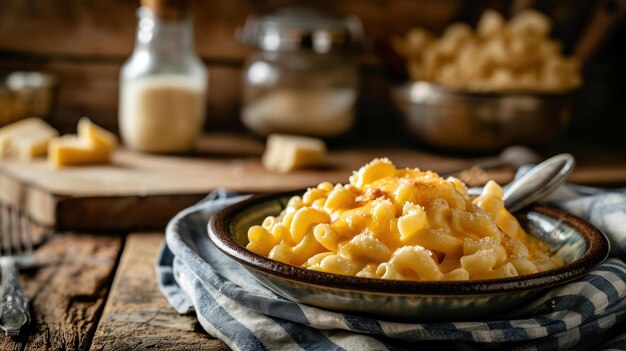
[0,137,496,231]
[0,233,123,351]
[91,232,227,351]
[2,134,626,232]
[0,0,464,59]
[0,144,481,197]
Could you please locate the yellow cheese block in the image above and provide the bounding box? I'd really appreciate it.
[49,135,112,166]
[77,117,117,150]
[48,118,118,167]
[262,134,327,173]
[0,117,58,159]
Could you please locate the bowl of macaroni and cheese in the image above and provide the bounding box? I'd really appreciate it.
[208,159,609,321]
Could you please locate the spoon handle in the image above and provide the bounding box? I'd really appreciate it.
[503,154,575,213]
[0,257,29,337]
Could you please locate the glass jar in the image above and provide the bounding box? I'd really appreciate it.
[4,72,58,126]
[239,8,363,137]
[119,0,207,153]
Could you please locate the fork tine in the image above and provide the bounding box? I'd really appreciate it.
[0,205,4,256]
[1,205,10,256]
[10,207,23,256]
[20,209,33,257]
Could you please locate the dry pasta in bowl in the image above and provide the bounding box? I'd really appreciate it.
[390,9,578,152]
[392,9,581,93]
[208,159,608,321]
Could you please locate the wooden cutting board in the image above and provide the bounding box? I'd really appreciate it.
[0,134,482,232]
[0,133,624,232]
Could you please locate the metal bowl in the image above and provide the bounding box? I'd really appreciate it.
[392,82,572,152]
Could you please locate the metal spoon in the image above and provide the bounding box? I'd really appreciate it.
[503,153,576,213]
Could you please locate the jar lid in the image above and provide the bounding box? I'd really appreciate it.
[5,72,57,90]
[239,7,364,54]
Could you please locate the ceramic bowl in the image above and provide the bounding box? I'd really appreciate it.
[208,191,610,322]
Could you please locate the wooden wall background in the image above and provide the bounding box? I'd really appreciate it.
[0,0,624,147]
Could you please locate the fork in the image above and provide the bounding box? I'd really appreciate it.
[0,205,32,337]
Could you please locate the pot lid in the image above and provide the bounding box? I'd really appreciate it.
[239,7,364,54]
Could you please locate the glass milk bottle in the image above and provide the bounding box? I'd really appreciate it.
[119,0,207,153]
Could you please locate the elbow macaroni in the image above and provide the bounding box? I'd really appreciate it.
[247,158,564,281]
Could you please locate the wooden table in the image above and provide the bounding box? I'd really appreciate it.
[0,232,229,351]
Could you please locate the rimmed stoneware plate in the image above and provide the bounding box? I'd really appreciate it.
[208,190,610,322]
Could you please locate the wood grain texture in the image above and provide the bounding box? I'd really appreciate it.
[91,233,227,351]
[0,0,462,60]
[0,233,123,351]
[0,143,476,196]
[0,0,594,61]
[2,132,626,232]
[0,137,494,231]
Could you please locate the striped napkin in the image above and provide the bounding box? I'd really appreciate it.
[157,186,626,351]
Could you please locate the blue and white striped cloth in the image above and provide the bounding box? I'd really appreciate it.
[157,185,626,351]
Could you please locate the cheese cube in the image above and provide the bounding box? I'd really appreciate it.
[78,117,117,150]
[262,134,327,173]
[0,117,58,159]
[48,118,117,167]
[49,135,111,166]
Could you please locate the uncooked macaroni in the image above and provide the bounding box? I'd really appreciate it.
[392,10,581,92]
[247,158,563,281]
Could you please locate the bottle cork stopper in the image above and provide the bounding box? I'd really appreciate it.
[141,0,190,19]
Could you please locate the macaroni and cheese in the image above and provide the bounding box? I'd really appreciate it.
[246,158,563,281]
